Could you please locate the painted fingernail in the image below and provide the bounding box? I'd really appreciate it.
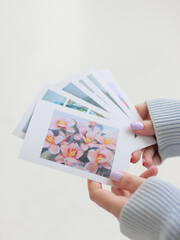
[110,171,124,182]
[130,122,144,130]
[142,158,146,166]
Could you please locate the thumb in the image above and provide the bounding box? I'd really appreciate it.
[110,172,145,193]
[130,120,155,136]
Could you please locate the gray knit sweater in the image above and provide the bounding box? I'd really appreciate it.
[120,99,180,240]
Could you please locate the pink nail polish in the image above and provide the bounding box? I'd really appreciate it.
[142,158,146,166]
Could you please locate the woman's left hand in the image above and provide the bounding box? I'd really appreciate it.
[88,166,158,219]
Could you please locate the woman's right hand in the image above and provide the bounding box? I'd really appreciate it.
[130,103,161,168]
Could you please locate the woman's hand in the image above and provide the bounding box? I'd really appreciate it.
[88,166,158,219]
[130,103,161,168]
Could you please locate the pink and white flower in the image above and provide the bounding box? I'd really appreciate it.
[95,135,117,150]
[85,148,114,173]
[79,124,90,135]
[49,116,75,133]
[80,130,100,151]
[74,125,101,150]
[44,130,65,154]
[74,124,90,141]
[55,143,83,166]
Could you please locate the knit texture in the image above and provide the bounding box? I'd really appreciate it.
[120,177,180,240]
[146,99,180,162]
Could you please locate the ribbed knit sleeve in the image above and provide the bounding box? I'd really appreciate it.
[146,99,180,162]
[120,177,180,240]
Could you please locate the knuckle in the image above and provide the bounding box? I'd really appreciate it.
[143,151,148,158]
[124,175,134,187]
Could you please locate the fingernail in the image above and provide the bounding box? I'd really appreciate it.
[110,171,124,182]
[142,158,146,166]
[130,122,144,130]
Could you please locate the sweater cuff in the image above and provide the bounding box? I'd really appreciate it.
[146,99,180,162]
[120,177,180,240]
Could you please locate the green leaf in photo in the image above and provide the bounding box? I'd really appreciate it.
[41,150,56,161]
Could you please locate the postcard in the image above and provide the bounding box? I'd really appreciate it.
[79,70,131,119]
[56,75,107,112]
[57,73,111,109]
[98,69,141,120]
[13,84,111,139]
[74,80,125,116]
[56,73,130,121]
[19,100,134,186]
[13,84,52,139]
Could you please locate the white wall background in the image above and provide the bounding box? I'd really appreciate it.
[1,1,180,239]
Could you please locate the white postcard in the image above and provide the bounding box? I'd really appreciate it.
[98,69,141,120]
[78,69,131,119]
[55,74,120,116]
[19,100,136,186]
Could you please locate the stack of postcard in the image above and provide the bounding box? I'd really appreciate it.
[14,69,156,186]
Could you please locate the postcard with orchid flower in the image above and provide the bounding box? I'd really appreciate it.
[19,100,134,186]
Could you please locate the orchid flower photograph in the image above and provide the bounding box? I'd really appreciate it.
[41,110,119,177]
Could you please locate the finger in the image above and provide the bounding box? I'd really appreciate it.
[111,187,130,198]
[140,165,158,178]
[88,180,127,219]
[135,103,149,120]
[142,145,157,168]
[152,152,161,165]
[110,172,145,193]
[130,120,155,136]
[112,167,158,199]
[130,149,142,164]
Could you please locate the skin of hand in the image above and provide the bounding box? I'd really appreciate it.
[130,103,161,168]
[88,166,158,219]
